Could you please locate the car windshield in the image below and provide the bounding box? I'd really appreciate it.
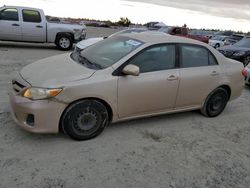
[77,36,143,69]
[158,26,170,33]
[234,38,250,48]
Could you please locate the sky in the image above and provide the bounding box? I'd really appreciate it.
[1,0,250,32]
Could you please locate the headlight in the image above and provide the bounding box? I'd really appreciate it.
[234,51,245,56]
[22,87,62,100]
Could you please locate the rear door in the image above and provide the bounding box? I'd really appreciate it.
[175,44,222,108]
[21,9,46,42]
[0,8,22,41]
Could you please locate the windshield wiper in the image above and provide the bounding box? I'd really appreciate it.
[78,55,103,69]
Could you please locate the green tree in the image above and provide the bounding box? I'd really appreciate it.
[117,17,131,27]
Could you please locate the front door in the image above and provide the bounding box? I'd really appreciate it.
[117,44,180,118]
[0,8,22,41]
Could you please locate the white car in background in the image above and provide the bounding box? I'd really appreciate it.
[74,28,148,53]
[209,35,229,49]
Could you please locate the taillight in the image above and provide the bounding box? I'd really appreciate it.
[242,68,247,77]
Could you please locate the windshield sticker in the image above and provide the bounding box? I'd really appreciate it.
[126,40,142,46]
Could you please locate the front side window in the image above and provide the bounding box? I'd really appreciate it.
[22,10,41,23]
[0,8,18,21]
[128,45,176,73]
[180,45,217,68]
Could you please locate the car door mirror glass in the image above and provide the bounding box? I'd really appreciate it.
[122,64,140,76]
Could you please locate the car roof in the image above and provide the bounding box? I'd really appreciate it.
[120,31,207,46]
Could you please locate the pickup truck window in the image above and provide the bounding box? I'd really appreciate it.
[0,8,18,21]
[22,10,41,23]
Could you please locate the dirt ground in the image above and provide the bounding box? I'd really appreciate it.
[1,27,250,188]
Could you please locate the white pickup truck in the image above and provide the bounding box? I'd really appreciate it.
[0,6,87,50]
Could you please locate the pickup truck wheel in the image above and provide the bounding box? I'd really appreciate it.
[56,34,73,51]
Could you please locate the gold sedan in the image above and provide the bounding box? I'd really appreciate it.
[9,32,244,140]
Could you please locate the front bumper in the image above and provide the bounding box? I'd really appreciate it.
[9,78,67,134]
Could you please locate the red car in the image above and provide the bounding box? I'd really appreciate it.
[159,26,209,43]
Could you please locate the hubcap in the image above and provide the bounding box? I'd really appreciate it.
[59,37,70,49]
[73,109,98,133]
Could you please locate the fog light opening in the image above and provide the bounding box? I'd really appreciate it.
[26,114,35,127]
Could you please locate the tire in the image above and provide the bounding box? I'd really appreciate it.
[215,43,220,49]
[201,88,229,117]
[55,34,73,51]
[243,56,250,67]
[61,100,109,140]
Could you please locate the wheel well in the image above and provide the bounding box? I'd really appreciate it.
[219,85,231,100]
[55,32,74,43]
[59,98,113,133]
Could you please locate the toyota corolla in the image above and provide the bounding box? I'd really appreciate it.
[9,32,244,140]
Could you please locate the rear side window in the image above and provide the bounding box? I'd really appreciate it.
[0,8,18,21]
[22,10,41,23]
[180,45,218,68]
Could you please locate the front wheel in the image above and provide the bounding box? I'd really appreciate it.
[201,88,229,117]
[215,43,220,49]
[61,100,109,140]
[55,34,73,51]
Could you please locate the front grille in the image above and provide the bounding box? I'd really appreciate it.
[12,80,25,93]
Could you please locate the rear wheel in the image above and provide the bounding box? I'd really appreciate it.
[201,88,229,117]
[55,34,73,51]
[61,100,109,140]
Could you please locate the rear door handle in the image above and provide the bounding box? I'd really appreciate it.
[210,71,219,76]
[12,23,20,26]
[36,25,43,28]
[167,75,178,81]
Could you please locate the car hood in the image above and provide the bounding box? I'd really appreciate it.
[76,37,104,50]
[219,45,250,52]
[20,53,96,87]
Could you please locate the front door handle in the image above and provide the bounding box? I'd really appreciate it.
[12,23,20,26]
[36,25,43,28]
[210,71,219,76]
[167,75,178,81]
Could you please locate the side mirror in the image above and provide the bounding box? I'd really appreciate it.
[122,64,140,76]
